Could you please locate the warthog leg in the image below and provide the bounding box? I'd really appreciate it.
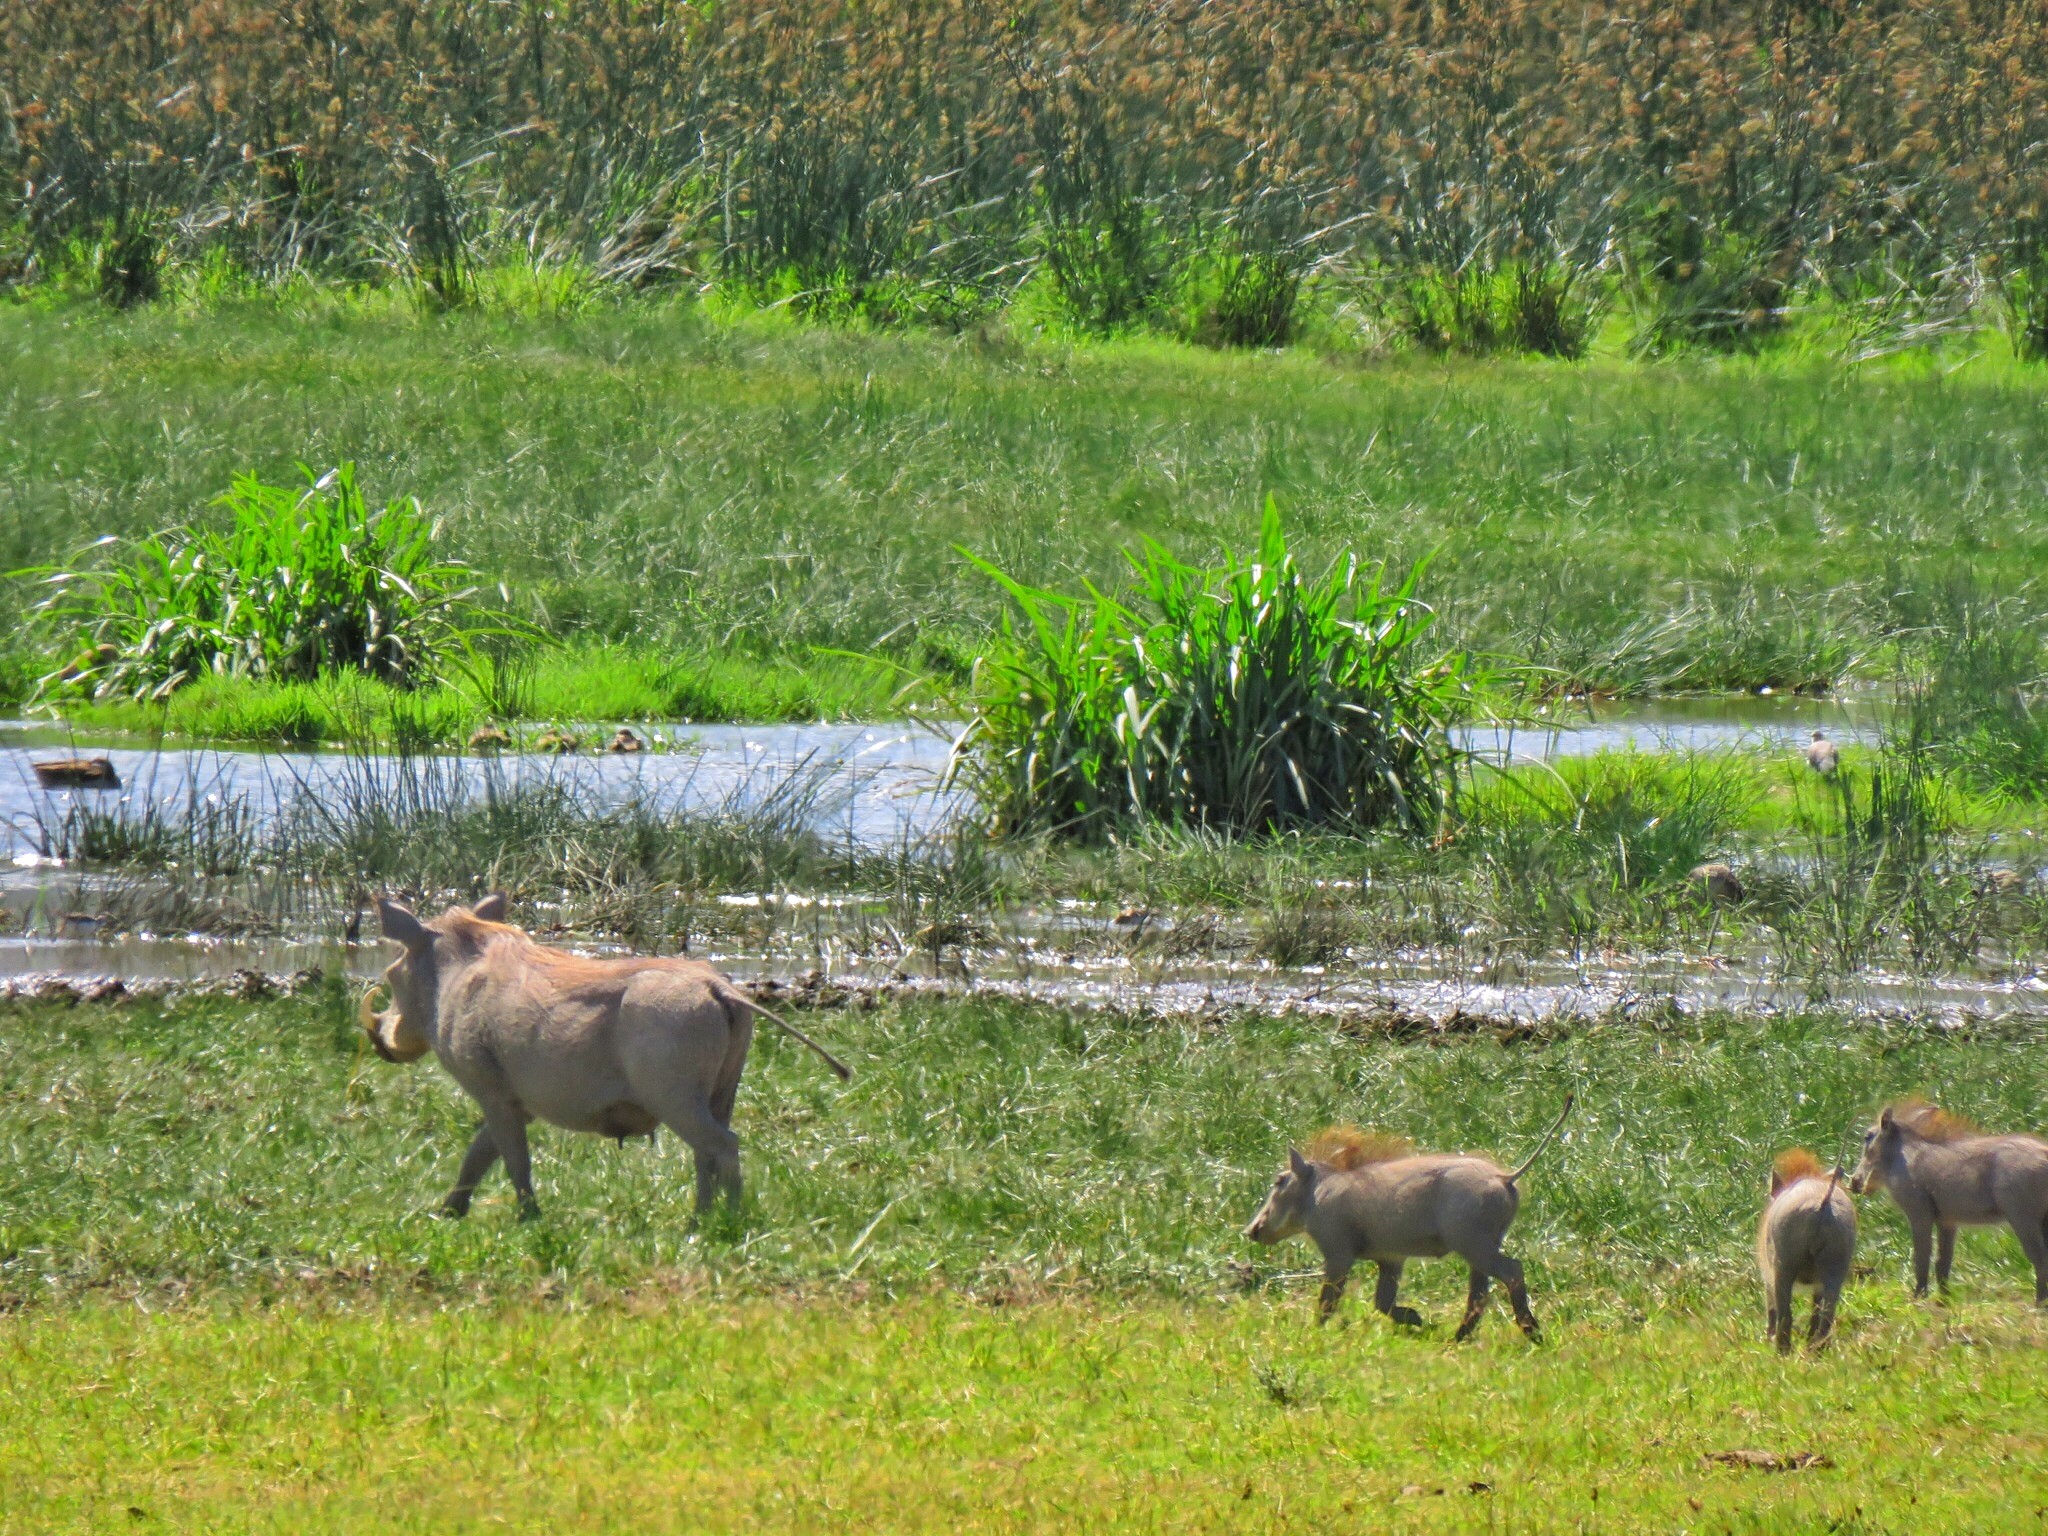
[1936,1223,1958,1294]
[441,1123,502,1217]
[1909,1216,1935,1298]
[475,1103,538,1219]
[1458,1254,1539,1342]
[1455,1269,1491,1341]
[1807,1289,1839,1351]
[1373,1262,1423,1328]
[656,1094,743,1215]
[1316,1259,1353,1324]
[1498,1256,1541,1339]
[2017,1217,2048,1305]
[1771,1271,1798,1354]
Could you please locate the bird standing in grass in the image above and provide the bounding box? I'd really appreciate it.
[1805,729,1839,777]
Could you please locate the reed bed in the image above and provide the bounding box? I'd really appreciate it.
[13,728,2048,985]
[4,1,2047,355]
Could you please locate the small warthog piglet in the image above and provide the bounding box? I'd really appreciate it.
[1756,1148,1855,1352]
[1244,1093,1574,1340]
[1850,1099,2048,1303]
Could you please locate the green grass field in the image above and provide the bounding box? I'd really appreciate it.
[8,302,2048,726]
[8,298,2048,1531]
[4,988,2047,1529]
[8,1293,2046,1533]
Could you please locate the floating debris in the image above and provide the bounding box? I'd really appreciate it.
[32,757,121,790]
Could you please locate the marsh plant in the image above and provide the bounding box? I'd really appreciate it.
[952,501,1472,840]
[21,463,527,701]
[1889,579,2048,800]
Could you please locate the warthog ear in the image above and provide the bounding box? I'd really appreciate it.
[1878,1107,1895,1129]
[378,898,432,951]
[1289,1146,1312,1181]
[471,892,508,922]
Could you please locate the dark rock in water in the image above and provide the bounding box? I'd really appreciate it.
[32,757,121,790]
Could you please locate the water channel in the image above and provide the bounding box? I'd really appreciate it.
[7,694,1974,1026]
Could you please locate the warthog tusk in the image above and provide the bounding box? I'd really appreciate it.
[358,982,427,1063]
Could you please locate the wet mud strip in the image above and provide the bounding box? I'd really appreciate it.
[7,958,2044,1040]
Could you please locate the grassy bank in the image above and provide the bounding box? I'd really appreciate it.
[5,1293,2044,1533]
[34,646,904,742]
[7,304,2048,713]
[6,990,2046,1299]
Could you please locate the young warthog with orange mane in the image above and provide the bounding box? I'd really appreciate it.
[1242,1093,1574,1340]
[1849,1099,2048,1303]
[1756,1149,1855,1352]
[362,896,849,1218]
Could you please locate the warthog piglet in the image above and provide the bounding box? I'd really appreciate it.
[1850,1099,2048,1304]
[1244,1092,1574,1340]
[1756,1148,1855,1352]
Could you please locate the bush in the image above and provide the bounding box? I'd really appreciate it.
[23,464,520,700]
[952,500,1472,839]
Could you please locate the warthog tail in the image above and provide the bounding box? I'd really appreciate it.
[741,997,854,1081]
[1506,1090,1576,1184]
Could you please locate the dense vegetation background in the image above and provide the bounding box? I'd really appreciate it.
[6,0,2047,353]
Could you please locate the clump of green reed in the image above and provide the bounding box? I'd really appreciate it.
[1997,248,2048,363]
[1623,212,1797,356]
[1394,261,1595,359]
[1887,578,2048,800]
[21,464,528,701]
[1451,750,1760,947]
[1756,743,1974,981]
[951,500,1473,839]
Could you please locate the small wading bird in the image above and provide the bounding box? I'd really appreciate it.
[1688,862,1744,906]
[1806,729,1839,776]
[607,727,645,754]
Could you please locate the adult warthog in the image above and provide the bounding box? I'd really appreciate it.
[1849,1098,2048,1303]
[361,896,850,1218]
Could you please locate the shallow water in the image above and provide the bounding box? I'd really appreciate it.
[1,696,1934,1012]
[1,695,1876,862]
[2,720,958,861]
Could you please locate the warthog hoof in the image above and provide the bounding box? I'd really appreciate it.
[516,1196,542,1222]
[1389,1306,1425,1328]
